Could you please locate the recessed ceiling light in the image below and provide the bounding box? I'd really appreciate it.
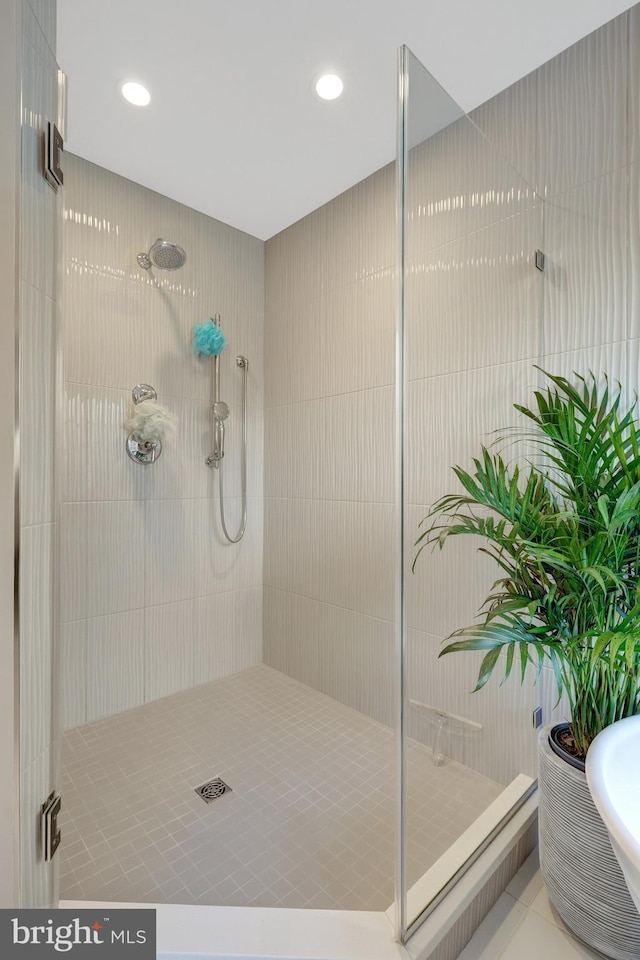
[120,81,151,107]
[315,73,344,100]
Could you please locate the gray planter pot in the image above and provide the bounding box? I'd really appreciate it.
[539,726,640,959]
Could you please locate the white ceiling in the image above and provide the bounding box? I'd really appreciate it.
[57,0,635,241]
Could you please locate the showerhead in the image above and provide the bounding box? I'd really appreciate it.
[137,239,187,272]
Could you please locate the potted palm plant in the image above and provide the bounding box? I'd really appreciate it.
[414,369,640,960]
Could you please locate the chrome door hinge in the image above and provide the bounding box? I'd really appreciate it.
[41,791,62,862]
[44,121,64,192]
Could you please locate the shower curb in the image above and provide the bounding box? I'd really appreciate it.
[60,794,536,960]
[404,792,538,960]
[60,899,409,960]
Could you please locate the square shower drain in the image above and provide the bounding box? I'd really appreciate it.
[194,777,232,804]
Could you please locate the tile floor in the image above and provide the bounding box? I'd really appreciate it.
[458,849,607,959]
[60,664,502,909]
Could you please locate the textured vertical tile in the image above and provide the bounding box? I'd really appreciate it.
[144,599,195,701]
[86,609,145,722]
[144,499,200,607]
[63,155,124,274]
[263,498,318,600]
[20,523,54,768]
[318,602,394,726]
[195,497,263,596]
[195,214,265,323]
[263,403,313,500]
[407,627,538,783]
[265,387,394,503]
[21,283,55,525]
[543,169,627,356]
[540,341,633,404]
[193,591,236,685]
[126,279,209,401]
[359,164,395,276]
[145,497,262,607]
[407,360,535,507]
[61,620,87,731]
[408,503,498,638]
[263,588,322,690]
[264,285,323,407]
[326,387,394,503]
[63,260,131,389]
[21,747,54,907]
[265,208,326,309]
[323,166,394,288]
[64,383,152,502]
[20,24,57,297]
[62,152,264,722]
[234,585,263,669]
[469,70,538,194]
[264,498,394,622]
[407,204,543,382]
[406,113,537,260]
[25,0,56,52]
[61,501,145,621]
[630,6,640,164]
[628,163,640,339]
[139,395,213,503]
[193,586,262,685]
[537,13,628,198]
[320,500,394,621]
[319,267,395,396]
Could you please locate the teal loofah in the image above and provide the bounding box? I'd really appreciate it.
[193,319,226,356]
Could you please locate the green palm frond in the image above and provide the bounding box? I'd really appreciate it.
[414,369,640,758]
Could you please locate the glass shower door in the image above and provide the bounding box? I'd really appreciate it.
[397,45,542,938]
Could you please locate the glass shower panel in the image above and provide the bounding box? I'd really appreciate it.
[398,46,543,935]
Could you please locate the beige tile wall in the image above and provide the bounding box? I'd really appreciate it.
[19,0,59,907]
[264,6,638,786]
[60,154,264,729]
[264,163,397,729]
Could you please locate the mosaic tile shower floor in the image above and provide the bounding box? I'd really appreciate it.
[60,664,501,909]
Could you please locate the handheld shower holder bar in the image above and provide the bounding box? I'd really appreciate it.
[204,334,249,543]
[206,356,248,469]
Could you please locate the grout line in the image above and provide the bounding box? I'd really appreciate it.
[264,380,396,411]
[62,584,263,628]
[263,495,394,506]
[262,584,394,628]
[63,378,265,409]
[62,496,262,505]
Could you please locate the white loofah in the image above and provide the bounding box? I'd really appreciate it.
[125,400,177,444]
